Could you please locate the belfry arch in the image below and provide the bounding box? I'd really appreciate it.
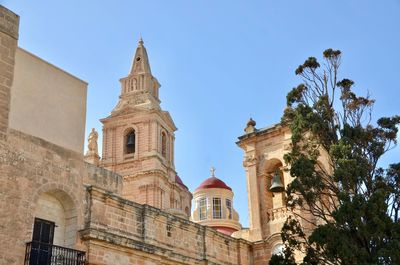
[260,158,286,214]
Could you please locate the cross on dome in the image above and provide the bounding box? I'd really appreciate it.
[210,166,216,177]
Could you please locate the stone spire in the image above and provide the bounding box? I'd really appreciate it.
[130,38,152,75]
[112,38,161,112]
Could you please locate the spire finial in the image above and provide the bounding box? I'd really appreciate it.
[244,117,257,134]
[139,36,144,46]
[210,166,216,177]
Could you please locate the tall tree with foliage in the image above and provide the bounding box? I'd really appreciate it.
[270,49,400,265]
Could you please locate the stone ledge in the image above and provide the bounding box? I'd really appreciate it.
[8,128,83,160]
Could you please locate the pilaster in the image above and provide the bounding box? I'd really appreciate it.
[243,150,262,241]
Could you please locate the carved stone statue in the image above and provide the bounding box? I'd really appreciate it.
[87,128,99,155]
[85,128,100,165]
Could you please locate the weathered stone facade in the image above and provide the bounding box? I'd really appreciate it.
[0,127,253,265]
[0,6,253,265]
[82,186,252,265]
[0,5,316,265]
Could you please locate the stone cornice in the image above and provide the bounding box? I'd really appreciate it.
[124,169,168,181]
[237,123,289,147]
[100,106,177,132]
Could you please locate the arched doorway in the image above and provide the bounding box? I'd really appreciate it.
[33,189,78,248]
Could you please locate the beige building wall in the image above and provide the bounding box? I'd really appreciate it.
[1,5,320,264]
[9,48,87,153]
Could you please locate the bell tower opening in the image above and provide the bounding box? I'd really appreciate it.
[264,159,285,209]
[125,129,136,154]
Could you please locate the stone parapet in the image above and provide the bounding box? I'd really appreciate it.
[83,186,254,265]
[84,162,123,195]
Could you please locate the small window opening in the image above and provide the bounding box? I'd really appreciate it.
[161,132,167,157]
[185,206,190,217]
[166,224,172,237]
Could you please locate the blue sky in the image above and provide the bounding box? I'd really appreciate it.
[4,1,400,227]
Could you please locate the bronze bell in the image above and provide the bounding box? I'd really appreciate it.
[269,170,285,193]
[126,134,135,148]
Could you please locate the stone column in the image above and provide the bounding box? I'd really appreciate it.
[0,6,19,141]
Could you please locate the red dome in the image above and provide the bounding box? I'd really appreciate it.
[195,176,232,191]
[175,175,188,190]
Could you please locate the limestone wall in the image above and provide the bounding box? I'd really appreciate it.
[82,186,254,265]
[9,48,87,154]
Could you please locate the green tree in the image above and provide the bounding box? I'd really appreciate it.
[270,49,400,265]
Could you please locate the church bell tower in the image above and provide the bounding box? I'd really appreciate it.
[100,39,191,217]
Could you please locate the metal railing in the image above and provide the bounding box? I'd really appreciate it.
[25,241,86,265]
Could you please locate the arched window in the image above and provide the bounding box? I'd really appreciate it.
[125,130,135,154]
[198,197,207,220]
[212,197,222,219]
[161,132,167,157]
[185,206,190,217]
